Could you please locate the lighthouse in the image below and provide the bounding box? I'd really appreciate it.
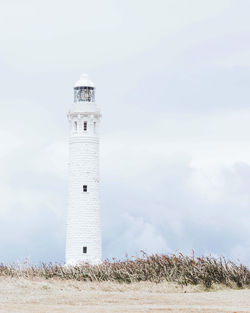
[65,74,102,265]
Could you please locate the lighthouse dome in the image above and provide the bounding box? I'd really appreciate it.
[74,74,95,88]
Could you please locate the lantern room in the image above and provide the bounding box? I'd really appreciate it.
[74,74,95,103]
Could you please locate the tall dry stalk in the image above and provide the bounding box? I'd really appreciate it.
[0,252,249,288]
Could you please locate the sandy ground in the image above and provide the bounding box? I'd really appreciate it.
[0,278,249,313]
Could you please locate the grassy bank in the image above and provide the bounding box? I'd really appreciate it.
[0,253,249,288]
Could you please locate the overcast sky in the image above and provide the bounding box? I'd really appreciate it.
[0,0,250,264]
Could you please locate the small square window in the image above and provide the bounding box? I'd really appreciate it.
[83,246,87,253]
[84,121,87,131]
[83,185,87,192]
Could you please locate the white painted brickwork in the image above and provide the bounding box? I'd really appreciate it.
[65,75,102,265]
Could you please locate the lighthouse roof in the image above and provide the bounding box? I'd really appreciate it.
[74,74,95,88]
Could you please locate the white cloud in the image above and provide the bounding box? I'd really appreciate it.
[218,51,250,68]
[33,141,68,179]
[122,215,170,255]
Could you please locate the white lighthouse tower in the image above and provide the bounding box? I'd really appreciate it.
[65,74,102,265]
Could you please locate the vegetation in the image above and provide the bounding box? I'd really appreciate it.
[0,252,249,288]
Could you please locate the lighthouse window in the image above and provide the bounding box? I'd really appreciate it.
[74,121,77,131]
[83,246,87,253]
[74,86,95,102]
[84,121,87,131]
[83,185,87,192]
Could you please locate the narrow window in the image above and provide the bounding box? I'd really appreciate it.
[93,121,96,134]
[83,185,87,192]
[84,121,87,131]
[74,121,77,131]
[83,246,87,253]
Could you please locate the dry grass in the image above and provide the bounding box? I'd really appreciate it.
[0,252,249,289]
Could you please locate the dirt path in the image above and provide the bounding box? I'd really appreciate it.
[0,278,249,312]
